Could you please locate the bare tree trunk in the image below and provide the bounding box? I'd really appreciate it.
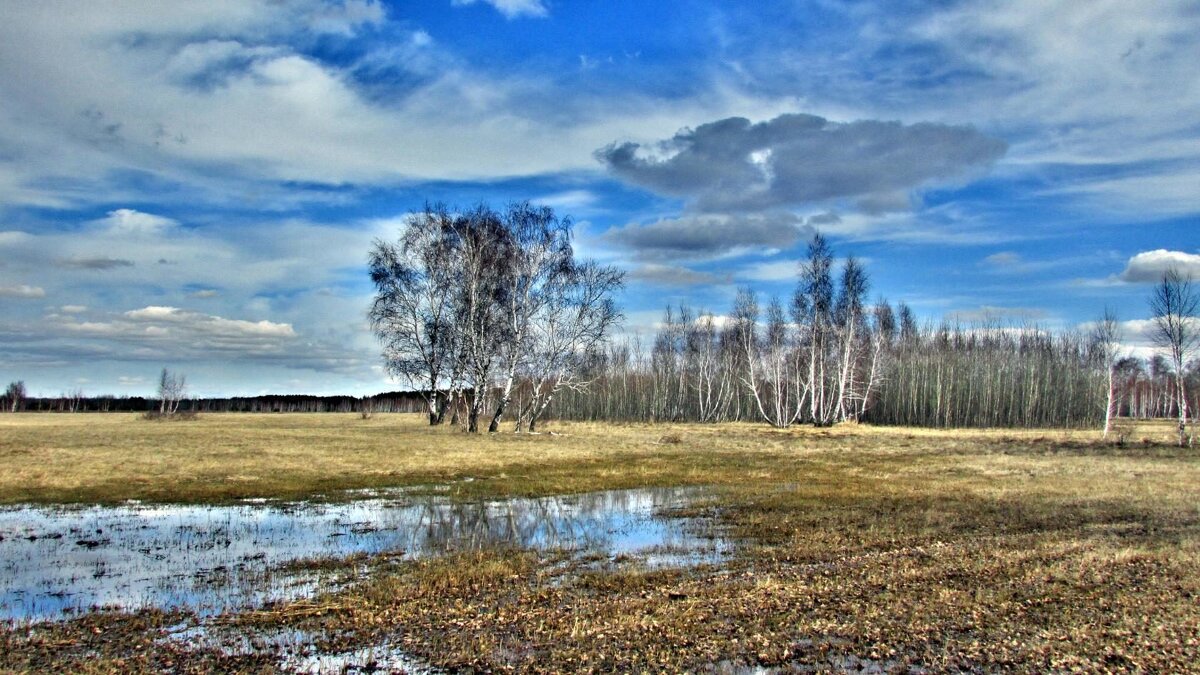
[488,369,516,433]
[1103,364,1116,439]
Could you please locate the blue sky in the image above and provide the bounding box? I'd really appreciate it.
[0,0,1197,397]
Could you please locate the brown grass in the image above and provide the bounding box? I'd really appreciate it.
[2,414,1198,671]
[0,413,1187,505]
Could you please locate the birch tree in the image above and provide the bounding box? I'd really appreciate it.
[454,206,514,433]
[488,202,573,432]
[368,204,459,425]
[4,380,25,413]
[1149,269,1199,447]
[157,368,186,415]
[515,260,623,432]
[834,256,869,421]
[798,234,837,425]
[1089,308,1122,439]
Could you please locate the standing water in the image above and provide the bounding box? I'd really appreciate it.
[0,486,727,623]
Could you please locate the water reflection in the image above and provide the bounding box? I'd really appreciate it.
[0,487,725,622]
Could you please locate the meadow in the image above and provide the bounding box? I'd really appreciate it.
[1,413,1198,672]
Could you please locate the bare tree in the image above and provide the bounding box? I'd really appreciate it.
[1089,308,1122,439]
[158,368,186,415]
[516,260,623,432]
[1149,269,1199,446]
[858,300,895,419]
[369,204,460,425]
[733,289,799,428]
[687,311,737,422]
[5,380,26,413]
[454,206,514,433]
[798,234,836,425]
[488,202,573,432]
[834,256,869,421]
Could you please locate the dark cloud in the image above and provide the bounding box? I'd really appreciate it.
[602,212,811,260]
[628,264,730,286]
[596,113,1006,212]
[57,256,135,270]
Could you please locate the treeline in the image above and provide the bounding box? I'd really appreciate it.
[530,234,1199,431]
[539,323,1198,429]
[0,392,428,414]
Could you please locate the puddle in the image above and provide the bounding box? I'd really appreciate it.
[0,486,727,623]
[161,622,438,674]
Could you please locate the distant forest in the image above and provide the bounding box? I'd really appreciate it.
[3,391,427,414]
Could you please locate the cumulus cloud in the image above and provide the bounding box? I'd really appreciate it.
[597,113,1006,212]
[0,284,45,298]
[1119,249,1200,283]
[603,212,811,260]
[93,208,179,235]
[451,0,548,19]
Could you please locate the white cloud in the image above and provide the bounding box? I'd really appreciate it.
[738,260,800,283]
[534,190,598,212]
[0,231,35,247]
[1041,172,1200,220]
[982,251,1021,267]
[787,1,1200,222]
[1119,249,1200,283]
[94,209,180,235]
[60,306,296,354]
[1099,317,1200,361]
[0,208,388,383]
[451,0,549,19]
[122,305,296,337]
[0,284,45,298]
[910,1,1200,163]
[0,3,798,207]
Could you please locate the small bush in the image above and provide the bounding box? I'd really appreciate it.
[141,410,199,421]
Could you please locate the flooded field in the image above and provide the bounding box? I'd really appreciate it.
[0,486,728,623]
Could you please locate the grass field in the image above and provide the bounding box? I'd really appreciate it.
[2,413,1198,672]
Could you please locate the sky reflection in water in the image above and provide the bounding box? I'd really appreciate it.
[0,486,726,622]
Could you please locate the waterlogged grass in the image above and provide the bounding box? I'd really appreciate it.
[2,414,1199,671]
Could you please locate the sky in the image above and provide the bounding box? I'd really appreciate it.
[0,0,1198,398]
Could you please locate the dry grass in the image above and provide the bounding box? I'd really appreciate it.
[0,412,734,504]
[0,413,1187,505]
[2,414,1198,671]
